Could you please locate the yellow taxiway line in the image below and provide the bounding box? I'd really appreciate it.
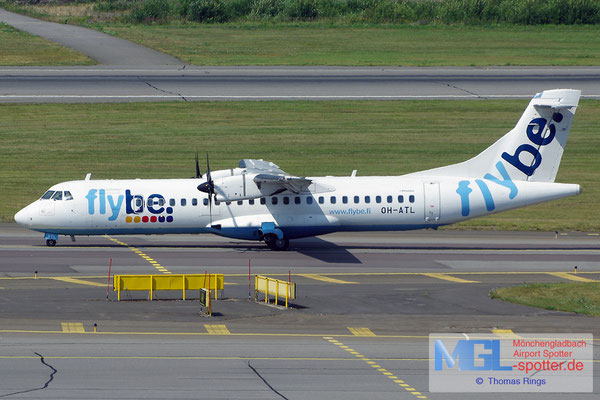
[325,336,428,399]
[420,273,480,283]
[299,274,358,284]
[104,235,172,274]
[546,272,599,282]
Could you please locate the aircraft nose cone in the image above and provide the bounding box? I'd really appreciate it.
[14,206,31,227]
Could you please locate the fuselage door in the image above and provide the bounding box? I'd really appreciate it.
[423,182,440,222]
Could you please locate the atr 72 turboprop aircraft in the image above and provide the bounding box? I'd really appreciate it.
[15,89,582,250]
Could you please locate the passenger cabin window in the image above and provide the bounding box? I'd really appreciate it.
[306,197,313,205]
[294,197,301,205]
[64,191,73,200]
[249,199,255,205]
[181,199,186,206]
[354,195,359,204]
[318,196,324,204]
[387,195,392,203]
[283,196,289,205]
[398,195,404,203]
[169,199,175,206]
[409,195,415,203]
[203,198,208,206]
[215,200,220,206]
[226,201,231,206]
[376,196,382,203]
[237,200,243,205]
[51,191,63,201]
[260,198,266,205]
[41,190,55,200]
[192,198,198,206]
[271,197,278,205]
[365,195,370,204]
[342,196,348,204]
[330,196,336,204]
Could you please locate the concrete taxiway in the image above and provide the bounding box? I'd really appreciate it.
[0,8,181,66]
[0,224,598,398]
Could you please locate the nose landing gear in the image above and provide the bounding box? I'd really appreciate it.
[44,233,58,247]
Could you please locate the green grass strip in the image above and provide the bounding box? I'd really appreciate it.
[1,99,598,230]
[491,282,600,317]
[0,22,94,66]
[102,23,600,66]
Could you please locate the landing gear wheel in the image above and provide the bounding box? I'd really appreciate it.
[274,238,289,251]
[46,239,56,247]
[264,234,289,251]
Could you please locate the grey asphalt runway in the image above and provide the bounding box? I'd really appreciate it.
[1,225,599,398]
[2,7,599,102]
[1,66,600,102]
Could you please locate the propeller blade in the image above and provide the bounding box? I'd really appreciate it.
[205,153,212,186]
[195,152,201,178]
[205,153,214,225]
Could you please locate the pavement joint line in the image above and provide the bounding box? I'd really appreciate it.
[324,336,428,399]
[103,234,171,274]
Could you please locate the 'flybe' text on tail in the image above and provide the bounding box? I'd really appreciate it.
[409,89,580,183]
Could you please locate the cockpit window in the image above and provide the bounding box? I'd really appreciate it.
[64,191,73,200]
[41,190,55,200]
[51,191,63,201]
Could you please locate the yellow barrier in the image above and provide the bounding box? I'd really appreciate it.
[113,274,224,301]
[254,275,295,308]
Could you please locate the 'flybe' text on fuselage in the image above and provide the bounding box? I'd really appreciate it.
[85,189,174,222]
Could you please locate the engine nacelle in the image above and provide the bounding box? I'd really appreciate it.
[213,174,262,201]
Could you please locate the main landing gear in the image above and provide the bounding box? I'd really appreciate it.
[259,222,289,251]
[46,239,56,247]
[263,233,290,251]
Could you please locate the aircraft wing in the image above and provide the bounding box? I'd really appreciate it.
[239,159,312,195]
[239,159,286,174]
[253,174,312,195]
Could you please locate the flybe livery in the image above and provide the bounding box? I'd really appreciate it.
[15,89,582,250]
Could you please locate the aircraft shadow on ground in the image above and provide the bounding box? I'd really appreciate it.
[289,237,363,264]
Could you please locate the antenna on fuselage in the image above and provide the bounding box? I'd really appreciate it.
[191,152,202,179]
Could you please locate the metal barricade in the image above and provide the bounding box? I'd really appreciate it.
[113,274,224,301]
[254,275,295,308]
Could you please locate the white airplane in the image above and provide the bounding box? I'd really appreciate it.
[15,89,582,250]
